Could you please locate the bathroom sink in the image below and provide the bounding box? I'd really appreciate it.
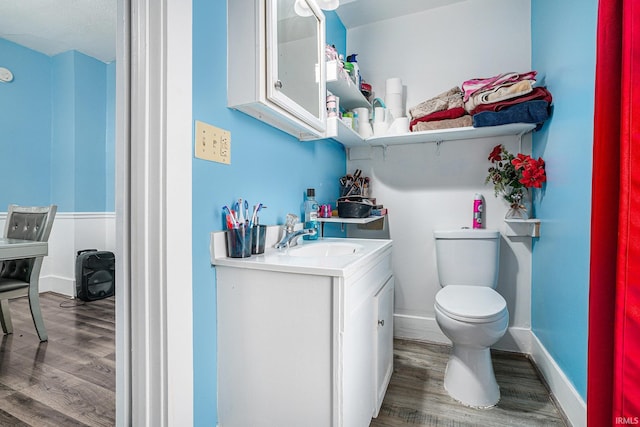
[287,242,363,257]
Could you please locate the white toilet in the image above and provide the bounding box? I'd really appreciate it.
[433,229,508,408]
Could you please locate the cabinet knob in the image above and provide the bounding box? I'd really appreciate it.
[274,80,283,89]
[378,319,384,327]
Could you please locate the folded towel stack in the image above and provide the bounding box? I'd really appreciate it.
[408,87,472,132]
[406,71,553,133]
[461,70,552,128]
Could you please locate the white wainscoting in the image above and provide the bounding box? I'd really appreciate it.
[0,212,116,297]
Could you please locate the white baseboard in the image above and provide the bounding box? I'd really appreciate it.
[393,313,531,353]
[41,275,75,297]
[393,313,585,426]
[530,332,586,427]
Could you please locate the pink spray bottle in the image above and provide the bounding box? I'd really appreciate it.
[473,193,484,229]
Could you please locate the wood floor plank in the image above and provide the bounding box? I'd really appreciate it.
[0,406,31,427]
[1,292,115,427]
[0,392,89,427]
[17,370,115,427]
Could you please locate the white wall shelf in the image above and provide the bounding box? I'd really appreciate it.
[504,218,541,237]
[326,117,367,147]
[324,62,536,148]
[318,215,385,236]
[317,216,383,225]
[326,60,371,111]
[328,122,536,148]
[366,123,536,146]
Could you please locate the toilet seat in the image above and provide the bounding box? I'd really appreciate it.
[435,286,507,323]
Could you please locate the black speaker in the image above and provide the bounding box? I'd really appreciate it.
[75,249,115,302]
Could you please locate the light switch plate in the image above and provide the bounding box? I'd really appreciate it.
[194,120,231,164]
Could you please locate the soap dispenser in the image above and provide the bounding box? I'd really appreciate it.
[303,188,319,240]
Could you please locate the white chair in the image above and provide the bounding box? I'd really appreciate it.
[0,205,57,341]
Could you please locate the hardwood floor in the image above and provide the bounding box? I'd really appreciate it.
[371,339,568,427]
[0,292,115,427]
[0,295,567,426]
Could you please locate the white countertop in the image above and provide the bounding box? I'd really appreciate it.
[210,234,392,277]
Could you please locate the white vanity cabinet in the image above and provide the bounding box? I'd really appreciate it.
[214,239,393,427]
[228,0,326,141]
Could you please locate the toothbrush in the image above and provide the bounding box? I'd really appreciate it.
[236,198,246,224]
[250,203,265,228]
[250,203,260,227]
[222,205,238,229]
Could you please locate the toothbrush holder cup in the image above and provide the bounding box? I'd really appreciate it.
[226,224,252,258]
[251,225,267,255]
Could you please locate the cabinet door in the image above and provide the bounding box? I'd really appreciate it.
[266,0,326,132]
[374,276,394,416]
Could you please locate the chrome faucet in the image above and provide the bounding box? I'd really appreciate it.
[275,214,317,249]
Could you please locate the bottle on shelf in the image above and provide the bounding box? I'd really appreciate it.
[304,188,319,240]
[346,53,361,89]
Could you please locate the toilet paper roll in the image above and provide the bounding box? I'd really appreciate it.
[385,93,404,119]
[387,117,410,135]
[386,77,403,95]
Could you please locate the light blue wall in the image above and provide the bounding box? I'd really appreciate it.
[106,62,116,212]
[192,2,347,425]
[531,0,597,399]
[72,52,108,212]
[0,39,114,212]
[325,11,347,58]
[0,39,52,206]
[51,50,110,212]
[51,51,77,211]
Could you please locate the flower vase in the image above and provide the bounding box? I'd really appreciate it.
[504,189,531,220]
[505,203,529,220]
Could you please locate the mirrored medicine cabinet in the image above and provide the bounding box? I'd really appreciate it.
[228,0,326,140]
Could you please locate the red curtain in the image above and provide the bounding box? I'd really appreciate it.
[588,0,640,425]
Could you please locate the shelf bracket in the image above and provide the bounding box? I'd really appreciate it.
[504,218,541,238]
[381,144,389,160]
[435,140,444,156]
[516,128,533,153]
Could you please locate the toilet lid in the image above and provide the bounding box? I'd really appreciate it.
[435,286,507,323]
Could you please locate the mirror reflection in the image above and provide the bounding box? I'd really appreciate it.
[276,0,321,118]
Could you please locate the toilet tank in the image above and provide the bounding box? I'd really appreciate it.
[433,229,500,288]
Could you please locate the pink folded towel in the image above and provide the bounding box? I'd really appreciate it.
[464,80,534,112]
[462,71,537,102]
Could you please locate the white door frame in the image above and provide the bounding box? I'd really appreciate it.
[116,0,194,425]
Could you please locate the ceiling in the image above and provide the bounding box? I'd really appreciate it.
[0,0,116,63]
[0,0,463,63]
[335,0,465,29]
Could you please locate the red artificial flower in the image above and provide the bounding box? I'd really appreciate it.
[511,153,531,171]
[485,145,546,204]
[519,161,547,188]
[488,145,502,162]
